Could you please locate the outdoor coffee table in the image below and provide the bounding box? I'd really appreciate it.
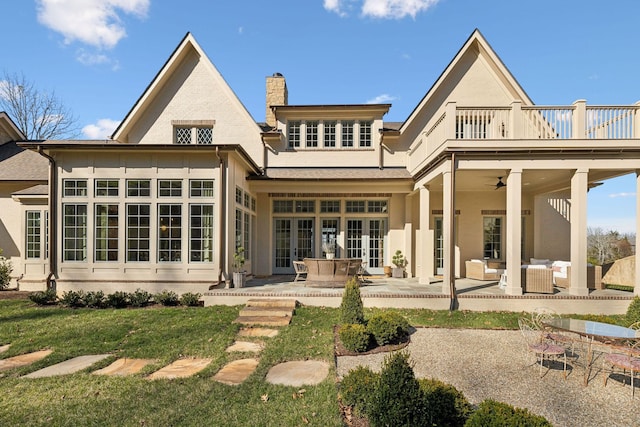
[543,318,639,386]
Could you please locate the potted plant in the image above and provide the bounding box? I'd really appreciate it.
[391,250,406,278]
[322,241,336,259]
[232,247,246,288]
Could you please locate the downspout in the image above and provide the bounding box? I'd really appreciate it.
[37,147,57,291]
[449,152,458,311]
[212,146,227,288]
[379,132,384,169]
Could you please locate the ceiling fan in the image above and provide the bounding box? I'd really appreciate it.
[492,177,506,190]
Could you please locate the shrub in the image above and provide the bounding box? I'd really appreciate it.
[85,290,106,308]
[339,366,379,417]
[419,378,472,427]
[340,277,364,325]
[0,249,13,290]
[626,296,640,325]
[367,311,410,346]
[155,290,179,306]
[369,351,428,427]
[106,291,129,309]
[180,292,202,307]
[128,289,153,307]
[59,290,87,308]
[339,323,372,353]
[29,289,58,305]
[464,399,552,427]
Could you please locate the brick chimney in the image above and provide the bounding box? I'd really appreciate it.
[266,73,287,128]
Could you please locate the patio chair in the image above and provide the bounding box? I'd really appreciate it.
[531,307,578,356]
[518,317,567,378]
[602,339,640,397]
[292,260,308,282]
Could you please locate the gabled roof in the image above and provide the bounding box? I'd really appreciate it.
[400,29,533,133]
[111,32,261,142]
[0,141,48,181]
[0,112,25,144]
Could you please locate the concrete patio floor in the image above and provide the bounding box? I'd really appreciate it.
[203,276,635,315]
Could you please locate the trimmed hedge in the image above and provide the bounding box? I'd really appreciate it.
[29,289,58,305]
[340,277,365,325]
[339,366,379,417]
[367,311,410,346]
[179,292,202,307]
[464,399,552,427]
[419,378,472,427]
[339,323,371,353]
[626,296,640,325]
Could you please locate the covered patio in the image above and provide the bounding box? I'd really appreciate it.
[203,275,634,315]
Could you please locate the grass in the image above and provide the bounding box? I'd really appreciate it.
[0,300,628,426]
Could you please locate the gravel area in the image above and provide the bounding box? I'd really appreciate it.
[336,328,639,427]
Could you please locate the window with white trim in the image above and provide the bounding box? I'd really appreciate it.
[127,180,151,197]
[190,204,214,262]
[158,204,181,262]
[95,204,118,261]
[174,126,213,144]
[190,180,214,197]
[306,121,318,147]
[127,204,150,262]
[63,204,87,261]
[288,120,301,148]
[483,217,502,259]
[95,180,119,197]
[63,179,87,197]
[158,180,182,197]
[25,211,41,259]
[359,121,372,147]
[341,121,354,147]
[324,121,336,147]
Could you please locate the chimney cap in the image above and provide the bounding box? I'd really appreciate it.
[272,72,284,77]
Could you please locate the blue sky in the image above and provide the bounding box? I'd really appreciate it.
[2,0,639,233]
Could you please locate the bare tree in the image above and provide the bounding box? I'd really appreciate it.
[0,71,79,140]
[587,227,635,265]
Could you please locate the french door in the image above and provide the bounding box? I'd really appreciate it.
[346,218,386,275]
[434,217,444,275]
[273,218,314,274]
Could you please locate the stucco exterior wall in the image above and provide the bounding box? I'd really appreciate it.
[534,190,571,261]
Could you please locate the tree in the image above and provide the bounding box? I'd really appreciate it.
[0,71,78,140]
[587,227,635,265]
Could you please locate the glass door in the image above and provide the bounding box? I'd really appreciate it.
[434,217,444,275]
[273,218,314,274]
[345,218,386,275]
[321,218,339,258]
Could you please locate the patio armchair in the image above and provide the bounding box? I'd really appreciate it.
[552,262,603,289]
[602,338,640,397]
[292,260,308,282]
[521,265,554,294]
[465,259,502,281]
[531,307,578,355]
[518,317,567,378]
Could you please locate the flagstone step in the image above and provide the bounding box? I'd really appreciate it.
[245,299,298,310]
[225,341,264,353]
[0,349,52,372]
[239,306,293,318]
[93,358,155,376]
[238,327,279,338]
[234,316,292,327]
[24,354,111,378]
[213,358,259,385]
[147,357,212,380]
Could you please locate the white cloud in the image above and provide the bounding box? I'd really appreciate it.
[82,118,121,139]
[324,0,439,19]
[366,94,397,104]
[36,0,150,50]
[609,192,636,198]
[238,26,244,35]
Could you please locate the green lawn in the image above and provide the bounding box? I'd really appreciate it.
[0,300,626,426]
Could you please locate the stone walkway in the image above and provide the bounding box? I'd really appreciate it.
[0,298,330,387]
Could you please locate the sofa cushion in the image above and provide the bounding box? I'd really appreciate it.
[530,258,551,266]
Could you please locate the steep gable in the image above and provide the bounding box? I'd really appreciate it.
[112,33,264,164]
[401,29,532,137]
[0,112,25,145]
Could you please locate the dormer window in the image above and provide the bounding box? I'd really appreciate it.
[172,120,215,144]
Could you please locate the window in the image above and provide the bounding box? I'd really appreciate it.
[95,204,118,261]
[158,180,182,197]
[236,187,243,204]
[243,212,250,260]
[45,211,49,259]
[306,121,318,147]
[359,121,372,147]
[251,197,256,212]
[235,209,242,250]
[295,200,315,213]
[175,127,192,144]
[26,211,41,259]
[341,121,354,147]
[346,200,366,213]
[273,200,293,213]
[63,179,87,197]
[127,180,150,197]
[244,192,251,208]
[95,180,119,197]
[127,204,150,262]
[367,201,387,213]
[288,120,301,148]
[320,200,341,213]
[196,127,213,144]
[324,121,336,147]
[190,180,214,197]
[63,204,87,261]
[158,204,181,262]
[483,217,502,259]
[190,204,214,262]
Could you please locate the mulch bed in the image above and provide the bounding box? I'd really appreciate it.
[0,290,31,300]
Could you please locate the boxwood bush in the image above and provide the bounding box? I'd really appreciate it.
[59,290,87,308]
[180,292,202,307]
[340,277,365,325]
[367,311,410,346]
[29,289,58,305]
[155,290,180,306]
[106,291,129,309]
[339,366,379,417]
[419,378,472,427]
[464,399,552,427]
[128,289,153,307]
[84,290,106,308]
[626,296,640,325]
[339,323,372,353]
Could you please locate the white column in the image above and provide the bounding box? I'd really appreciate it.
[404,195,413,278]
[442,170,453,295]
[635,171,640,296]
[505,170,523,295]
[570,169,589,296]
[419,186,432,284]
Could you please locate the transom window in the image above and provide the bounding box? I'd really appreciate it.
[273,200,294,213]
[367,200,387,213]
[95,180,119,197]
[346,200,366,213]
[127,180,151,197]
[190,180,214,197]
[63,179,87,197]
[295,200,315,213]
[320,200,341,213]
[236,187,243,204]
[244,193,251,208]
[158,180,182,197]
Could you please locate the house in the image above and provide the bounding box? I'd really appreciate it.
[6,29,640,297]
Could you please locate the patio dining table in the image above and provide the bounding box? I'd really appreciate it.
[543,318,640,386]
